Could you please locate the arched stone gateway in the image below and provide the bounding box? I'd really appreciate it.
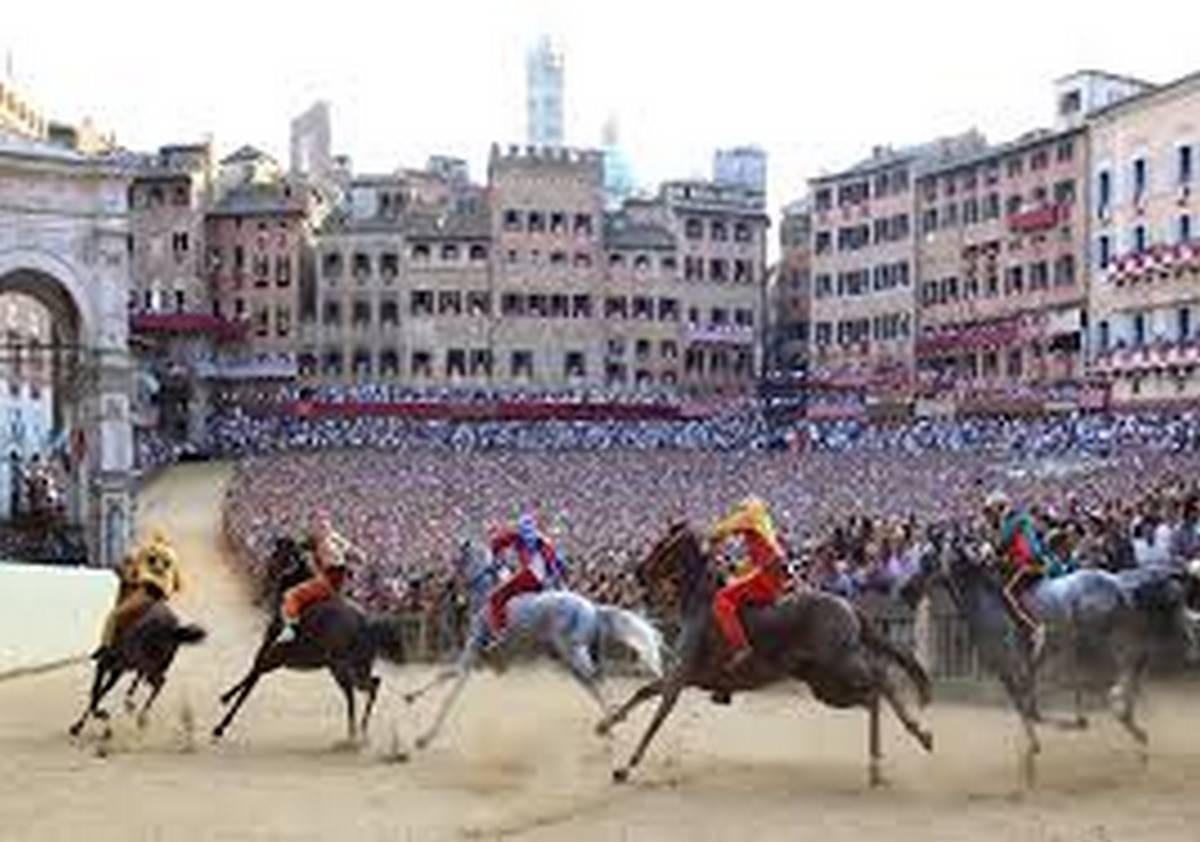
[0,136,133,568]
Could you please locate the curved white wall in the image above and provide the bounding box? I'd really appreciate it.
[0,565,116,677]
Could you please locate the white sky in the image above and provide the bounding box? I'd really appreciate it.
[7,0,1199,225]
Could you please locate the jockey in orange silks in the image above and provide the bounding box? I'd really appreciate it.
[710,496,787,672]
[487,512,565,636]
[276,509,359,644]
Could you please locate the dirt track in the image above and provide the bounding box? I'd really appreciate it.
[2,463,1200,841]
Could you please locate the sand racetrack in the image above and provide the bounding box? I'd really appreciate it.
[2,463,1200,841]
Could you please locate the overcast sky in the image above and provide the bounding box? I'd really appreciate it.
[7,0,1198,223]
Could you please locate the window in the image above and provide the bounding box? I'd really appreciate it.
[573,214,593,235]
[550,212,566,234]
[574,252,593,269]
[323,350,343,376]
[734,222,751,243]
[815,231,832,254]
[658,298,680,322]
[922,208,938,233]
[1005,265,1024,295]
[685,218,703,240]
[470,349,493,376]
[352,300,371,327]
[734,308,754,328]
[711,220,728,241]
[528,211,545,232]
[709,259,728,282]
[380,299,399,326]
[1180,214,1193,244]
[504,209,521,231]
[174,290,186,312]
[572,294,592,318]
[1179,308,1192,342]
[1006,194,1023,216]
[467,291,491,317]
[528,294,547,318]
[352,349,372,379]
[379,350,400,376]
[1056,138,1075,162]
[411,243,430,262]
[381,252,399,280]
[1007,156,1024,177]
[1053,179,1076,205]
[1133,225,1147,254]
[963,198,979,225]
[411,351,433,378]
[511,350,534,378]
[353,253,371,279]
[276,256,291,286]
[469,244,488,262]
[661,340,678,359]
[438,290,463,316]
[551,250,568,266]
[609,252,626,268]
[501,293,525,316]
[662,255,677,273]
[1180,146,1194,185]
[441,243,460,262]
[633,296,654,319]
[411,290,434,316]
[1098,235,1112,268]
[605,296,627,319]
[1098,320,1110,352]
[1031,149,1049,171]
[564,351,586,378]
[1134,313,1146,347]
[549,294,569,318]
[1133,158,1147,200]
[446,349,467,378]
[1030,261,1049,290]
[1054,254,1076,286]
[634,339,651,360]
[984,193,1000,220]
[1098,170,1112,211]
[322,300,341,326]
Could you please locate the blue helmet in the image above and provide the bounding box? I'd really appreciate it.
[517,513,539,546]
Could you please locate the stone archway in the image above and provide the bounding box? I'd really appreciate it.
[0,142,133,568]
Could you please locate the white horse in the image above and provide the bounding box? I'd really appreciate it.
[405,540,664,750]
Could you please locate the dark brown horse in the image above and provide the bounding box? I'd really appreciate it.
[69,600,206,737]
[600,523,933,786]
[211,536,407,744]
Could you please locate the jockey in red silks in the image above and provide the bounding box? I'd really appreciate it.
[487,512,564,636]
[710,496,787,672]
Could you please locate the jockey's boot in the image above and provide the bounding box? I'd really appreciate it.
[275,621,298,645]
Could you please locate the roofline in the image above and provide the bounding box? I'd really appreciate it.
[1054,68,1155,89]
[1088,68,1200,123]
[917,124,1085,178]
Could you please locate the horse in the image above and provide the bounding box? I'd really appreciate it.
[402,539,664,752]
[897,523,1156,787]
[211,536,407,744]
[69,600,206,738]
[598,523,933,787]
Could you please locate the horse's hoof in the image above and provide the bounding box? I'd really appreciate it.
[211,727,224,742]
[95,709,110,722]
[403,694,416,706]
[414,735,430,751]
[612,768,629,784]
[594,721,611,738]
[68,723,82,738]
[919,730,934,753]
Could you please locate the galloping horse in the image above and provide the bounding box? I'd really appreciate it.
[599,523,933,787]
[70,601,206,737]
[212,536,407,744]
[403,539,664,751]
[898,524,1163,786]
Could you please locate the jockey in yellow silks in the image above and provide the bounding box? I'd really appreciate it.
[95,529,185,658]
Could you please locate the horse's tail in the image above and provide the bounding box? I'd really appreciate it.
[173,624,207,646]
[856,609,932,708]
[597,606,664,678]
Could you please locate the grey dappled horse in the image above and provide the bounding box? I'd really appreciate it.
[900,525,1169,786]
[404,540,664,750]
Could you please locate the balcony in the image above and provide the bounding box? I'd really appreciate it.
[1105,240,1200,286]
[1007,204,1061,233]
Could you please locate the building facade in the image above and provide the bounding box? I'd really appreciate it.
[1088,72,1200,405]
[808,137,988,393]
[714,146,767,196]
[526,35,565,147]
[305,144,766,396]
[771,198,811,371]
[914,127,1090,405]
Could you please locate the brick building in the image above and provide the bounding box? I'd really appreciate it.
[914,126,1089,407]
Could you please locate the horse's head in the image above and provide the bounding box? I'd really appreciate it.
[455,538,501,605]
[635,522,705,612]
[898,521,980,608]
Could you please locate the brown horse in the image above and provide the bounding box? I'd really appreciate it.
[599,523,933,786]
[69,600,206,737]
[211,536,407,744]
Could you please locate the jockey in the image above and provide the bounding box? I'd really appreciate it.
[95,530,184,658]
[275,509,358,644]
[709,496,786,673]
[486,512,564,637]
[983,491,1050,658]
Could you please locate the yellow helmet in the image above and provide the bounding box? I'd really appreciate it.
[739,496,768,516]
